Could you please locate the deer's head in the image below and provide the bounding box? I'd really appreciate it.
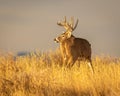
[54,16,79,43]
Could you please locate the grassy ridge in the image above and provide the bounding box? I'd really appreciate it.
[0,50,120,96]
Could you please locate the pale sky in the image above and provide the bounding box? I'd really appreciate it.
[0,0,120,57]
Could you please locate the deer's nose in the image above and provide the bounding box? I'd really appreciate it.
[54,38,59,43]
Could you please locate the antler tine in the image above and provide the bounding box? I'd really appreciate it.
[73,19,79,31]
[57,16,66,25]
[70,17,74,28]
[64,16,66,23]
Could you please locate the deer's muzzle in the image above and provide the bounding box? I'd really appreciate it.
[54,38,59,43]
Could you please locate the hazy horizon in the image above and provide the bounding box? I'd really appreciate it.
[0,0,120,57]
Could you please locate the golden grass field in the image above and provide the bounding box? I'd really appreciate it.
[0,49,120,96]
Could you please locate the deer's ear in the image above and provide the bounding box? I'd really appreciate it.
[67,32,72,38]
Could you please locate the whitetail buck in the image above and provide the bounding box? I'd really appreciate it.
[54,17,94,73]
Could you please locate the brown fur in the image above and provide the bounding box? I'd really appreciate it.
[54,17,94,73]
[59,35,91,67]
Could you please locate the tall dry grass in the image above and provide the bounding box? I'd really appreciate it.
[0,49,120,96]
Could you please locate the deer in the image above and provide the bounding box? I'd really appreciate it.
[54,16,94,73]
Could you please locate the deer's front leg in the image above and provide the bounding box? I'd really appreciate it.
[60,44,68,67]
[63,54,67,67]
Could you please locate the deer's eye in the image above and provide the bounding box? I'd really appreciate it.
[62,35,65,37]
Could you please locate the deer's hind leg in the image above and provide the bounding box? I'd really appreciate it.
[67,57,77,68]
[87,58,94,74]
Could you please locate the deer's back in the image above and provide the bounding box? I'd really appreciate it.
[74,37,91,48]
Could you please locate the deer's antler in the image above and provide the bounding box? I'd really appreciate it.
[57,16,79,32]
[73,19,79,31]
